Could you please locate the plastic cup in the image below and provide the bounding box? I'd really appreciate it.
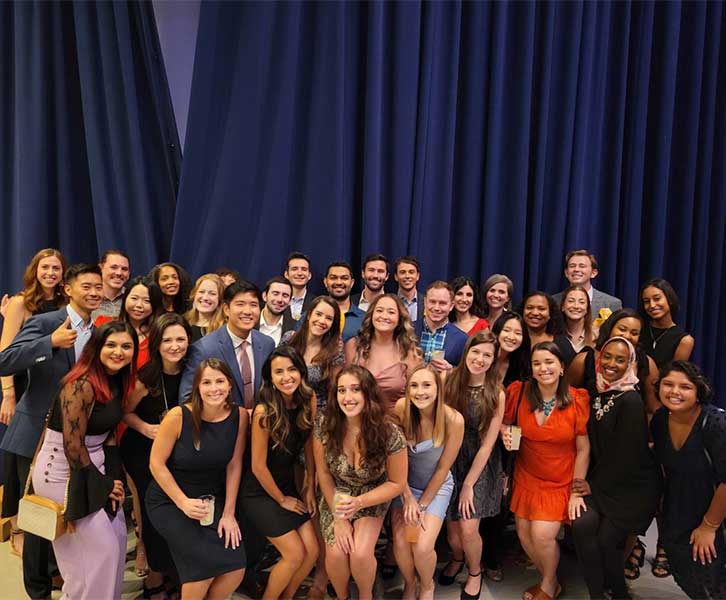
[199,495,215,526]
[510,425,522,450]
[404,522,421,543]
[431,350,446,361]
[333,487,352,515]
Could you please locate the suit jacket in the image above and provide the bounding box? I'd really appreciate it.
[179,327,275,406]
[283,290,315,323]
[553,287,623,320]
[254,310,297,345]
[0,308,75,458]
[399,290,424,323]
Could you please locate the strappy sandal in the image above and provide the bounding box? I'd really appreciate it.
[135,544,150,578]
[532,583,562,600]
[439,557,465,586]
[9,528,23,557]
[523,584,541,600]
[652,545,671,578]
[624,538,645,580]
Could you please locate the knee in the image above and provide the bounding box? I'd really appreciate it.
[531,529,557,548]
[412,540,436,562]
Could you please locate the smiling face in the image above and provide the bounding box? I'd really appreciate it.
[285,258,312,290]
[194,279,220,315]
[565,255,596,288]
[641,286,671,321]
[270,356,302,400]
[224,291,261,338]
[124,284,152,326]
[100,331,135,374]
[308,301,336,337]
[599,340,630,383]
[465,342,496,377]
[486,282,510,310]
[263,282,292,316]
[454,284,475,314]
[362,260,388,293]
[563,289,589,322]
[394,261,420,293]
[198,366,232,408]
[407,368,437,412]
[337,373,365,419]
[158,266,180,297]
[372,296,400,334]
[159,324,189,366]
[324,266,354,301]
[659,370,698,414]
[523,295,550,331]
[498,318,524,354]
[610,317,641,346]
[424,287,454,328]
[65,273,103,313]
[100,254,130,294]
[531,349,563,388]
[36,256,64,292]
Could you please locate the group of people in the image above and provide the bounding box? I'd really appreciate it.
[0,247,721,600]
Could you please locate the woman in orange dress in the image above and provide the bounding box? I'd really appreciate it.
[501,341,590,600]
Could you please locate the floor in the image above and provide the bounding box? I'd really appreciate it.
[0,519,687,599]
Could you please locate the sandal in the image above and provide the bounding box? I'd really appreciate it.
[523,584,540,600]
[532,583,562,600]
[652,545,671,578]
[135,544,150,578]
[624,538,645,580]
[439,558,465,586]
[9,528,23,557]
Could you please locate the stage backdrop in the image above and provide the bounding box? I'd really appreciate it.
[171,1,725,395]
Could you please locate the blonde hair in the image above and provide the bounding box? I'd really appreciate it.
[401,364,447,448]
[185,274,225,333]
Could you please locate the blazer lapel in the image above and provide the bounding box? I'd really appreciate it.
[218,331,244,394]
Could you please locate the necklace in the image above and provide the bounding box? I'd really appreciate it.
[593,392,626,420]
[541,397,556,417]
[649,324,673,349]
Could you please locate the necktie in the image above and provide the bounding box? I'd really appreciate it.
[239,339,254,408]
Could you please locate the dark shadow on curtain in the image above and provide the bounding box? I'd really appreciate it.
[0,1,180,291]
[173,1,725,396]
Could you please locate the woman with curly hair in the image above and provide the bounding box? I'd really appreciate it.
[344,293,423,412]
[520,291,575,366]
[281,295,343,410]
[241,346,318,599]
[450,276,489,336]
[0,248,66,555]
[481,274,513,325]
[149,262,192,314]
[313,365,407,600]
[184,273,226,343]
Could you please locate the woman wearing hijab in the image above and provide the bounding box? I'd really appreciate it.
[570,337,661,599]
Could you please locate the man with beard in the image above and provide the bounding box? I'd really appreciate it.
[351,253,389,312]
[91,249,130,320]
[394,255,424,322]
[323,261,365,343]
[256,276,296,346]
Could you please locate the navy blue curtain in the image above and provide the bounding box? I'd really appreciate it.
[173,1,725,396]
[0,1,180,290]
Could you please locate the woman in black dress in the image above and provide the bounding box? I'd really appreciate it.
[147,358,248,598]
[519,291,575,366]
[651,361,726,599]
[184,274,225,343]
[241,346,318,599]
[122,313,191,598]
[639,278,695,367]
[570,337,661,599]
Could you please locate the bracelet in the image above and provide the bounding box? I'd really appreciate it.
[703,516,721,530]
[1,385,13,391]
[418,503,428,513]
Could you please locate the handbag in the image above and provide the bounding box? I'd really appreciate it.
[17,402,68,541]
[502,382,526,511]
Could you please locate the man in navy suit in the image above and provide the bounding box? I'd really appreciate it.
[180,279,275,408]
[0,264,102,599]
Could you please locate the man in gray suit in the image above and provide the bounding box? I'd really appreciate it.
[553,249,622,319]
[0,264,102,598]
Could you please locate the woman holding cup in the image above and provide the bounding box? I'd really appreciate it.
[147,358,248,599]
[439,331,506,599]
[313,365,407,600]
[391,365,464,600]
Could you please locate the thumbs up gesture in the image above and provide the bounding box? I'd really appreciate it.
[51,316,78,349]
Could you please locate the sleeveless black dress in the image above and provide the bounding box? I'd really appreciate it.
[640,324,688,368]
[240,406,310,537]
[146,405,245,583]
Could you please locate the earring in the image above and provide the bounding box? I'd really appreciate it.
[560,371,564,377]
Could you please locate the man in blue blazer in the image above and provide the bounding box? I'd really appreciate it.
[0,264,103,599]
[180,279,275,408]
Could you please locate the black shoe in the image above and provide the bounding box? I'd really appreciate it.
[460,571,482,600]
[438,558,465,586]
[381,562,398,580]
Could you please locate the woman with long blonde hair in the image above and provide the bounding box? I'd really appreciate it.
[185,273,226,342]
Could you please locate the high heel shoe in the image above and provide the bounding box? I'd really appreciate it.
[460,571,482,600]
[438,558,465,586]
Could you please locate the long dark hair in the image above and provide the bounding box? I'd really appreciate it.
[527,341,571,411]
[445,330,501,436]
[449,276,485,322]
[322,365,392,473]
[20,248,67,313]
[149,262,192,313]
[519,291,566,335]
[257,346,313,452]
[639,278,681,321]
[595,309,644,349]
[287,295,341,376]
[189,358,234,450]
[61,321,138,405]
[117,276,165,330]
[138,313,191,397]
[491,312,531,384]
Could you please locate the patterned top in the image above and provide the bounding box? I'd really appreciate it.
[313,414,406,545]
[419,320,449,362]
